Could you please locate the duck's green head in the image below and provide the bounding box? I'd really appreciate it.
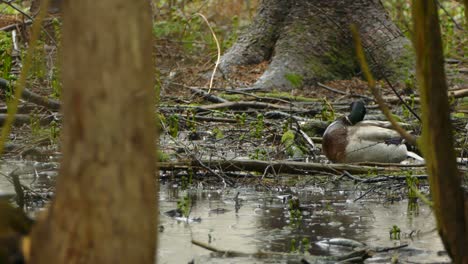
[348,101,366,124]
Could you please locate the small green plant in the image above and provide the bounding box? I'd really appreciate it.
[290,238,297,253]
[181,169,193,190]
[177,194,191,218]
[301,237,310,253]
[320,98,335,122]
[29,40,47,81]
[30,111,41,136]
[49,120,60,142]
[50,66,61,99]
[157,150,170,162]
[288,198,302,228]
[52,18,62,41]
[186,110,197,133]
[402,94,415,119]
[250,114,264,138]
[0,31,13,81]
[212,127,224,139]
[235,113,247,126]
[168,114,179,138]
[389,225,401,240]
[249,148,267,160]
[405,172,419,200]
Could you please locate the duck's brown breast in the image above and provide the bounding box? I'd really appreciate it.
[322,120,348,163]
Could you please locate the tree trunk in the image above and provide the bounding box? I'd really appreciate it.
[413,0,468,262]
[29,0,157,263]
[220,0,411,90]
[30,0,62,14]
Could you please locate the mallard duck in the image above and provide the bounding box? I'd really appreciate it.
[322,101,423,163]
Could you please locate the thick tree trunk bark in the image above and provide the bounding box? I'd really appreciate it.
[220,0,411,91]
[30,0,62,14]
[29,0,157,263]
[413,0,468,262]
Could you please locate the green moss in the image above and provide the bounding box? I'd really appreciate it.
[219,93,242,101]
[284,73,303,88]
[258,91,318,102]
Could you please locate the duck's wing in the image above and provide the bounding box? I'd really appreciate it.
[356,120,411,129]
[348,125,400,142]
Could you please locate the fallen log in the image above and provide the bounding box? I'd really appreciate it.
[159,159,406,174]
[196,101,307,113]
[0,78,61,111]
[0,114,54,127]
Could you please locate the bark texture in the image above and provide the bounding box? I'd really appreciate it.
[29,0,157,263]
[220,0,411,90]
[30,0,62,14]
[413,0,468,262]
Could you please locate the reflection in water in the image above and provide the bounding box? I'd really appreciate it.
[158,183,449,264]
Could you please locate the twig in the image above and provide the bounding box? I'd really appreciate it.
[351,25,417,146]
[317,82,373,100]
[342,170,365,182]
[0,0,57,46]
[374,243,408,253]
[353,186,378,202]
[0,20,32,31]
[435,0,464,31]
[187,86,228,103]
[195,13,221,93]
[194,159,235,187]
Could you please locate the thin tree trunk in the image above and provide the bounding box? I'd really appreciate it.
[413,0,468,262]
[30,0,157,263]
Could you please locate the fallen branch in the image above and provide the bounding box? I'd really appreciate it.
[192,239,372,262]
[0,104,39,114]
[197,101,305,113]
[0,114,54,127]
[317,82,373,100]
[343,171,428,183]
[383,88,468,104]
[159,159,402,174]
[20,88,61,111]
[0,78,61,111]
[192,115,238,123]
[187,86,228,103]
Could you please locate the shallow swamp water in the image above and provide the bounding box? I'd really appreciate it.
[0,159,450,263]
[158,181,449,263]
